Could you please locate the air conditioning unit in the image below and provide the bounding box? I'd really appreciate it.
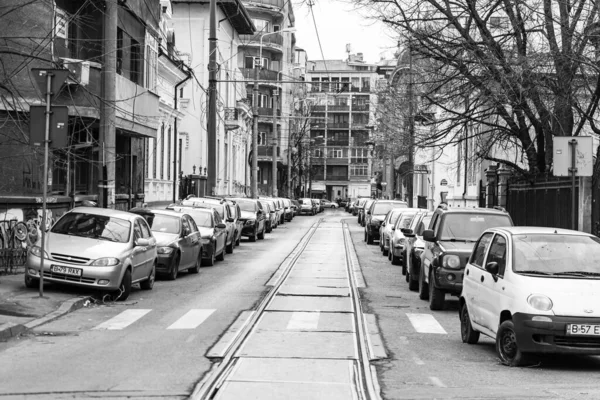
[60,58,90,86]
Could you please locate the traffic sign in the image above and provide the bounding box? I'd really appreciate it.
[30,68,69,100]
[29,106,69,148]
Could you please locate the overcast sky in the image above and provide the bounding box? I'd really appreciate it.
[293,0,398,64]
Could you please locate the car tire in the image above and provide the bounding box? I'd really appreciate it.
[382,248,388,256]
[429,271,445,310]
[168,254,180,281]
[419,266,429,300]
[226,236,234,254]
[257,227,265,240]
[496,320,532,367]
[367,232,374,245]
[388,251,392,261]
[115,269,132,301]
[140,263,155,290]
[189,254,201,274]
[391,251,401,266]
[236,235,241,246]
[408,271,419,291]
[204,247,216,266]
[460,303,480,344]
[24,273,38,289]
[216,245,225,261]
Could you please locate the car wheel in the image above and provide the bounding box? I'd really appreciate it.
[115,269,132,301]
[236,235,241,246]
[391,251,401,266]
[367,232,374,245]
[496,320,531,367]
[216,246,225,261]
[257,227,265,240]
[189,254,201,274]
[429,271,445,310]
[388,250,392,261]
[204,247,216,266]
[140,263,156,290]
[418,266,429,300]
[460,303,480,344]
[168,254,180,281]
[226,236,234,254]
[364,231,367,242]
[382,248,388,256]
[24,273,38,289]
[408,271,419,291]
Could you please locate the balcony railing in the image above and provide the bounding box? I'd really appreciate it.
[245,0,287,9]
[352,104,369,112]
[258,146,281,157]
[326,174,349,181]
[327,140,349,146]
[329,105,350,112]
[239,33,283,47]
[240,68,280,81]
[257,108,281,117]
[328,123,349,129]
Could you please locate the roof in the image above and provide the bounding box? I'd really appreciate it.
[70,206,139,221]
[172,0,255,34]
[129,208,184,218]
[436,206,509,215]
[491,227,591,236]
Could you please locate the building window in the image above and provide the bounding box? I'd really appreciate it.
[130,38,142,85]
[253,19,270,33]
[350,165,368,176]
[152,137,157,179]
[327,148,345,158]
[145,138,149,178]
[167,126,172,180]
[258,131,267,146]
[145,35,158,91]
[351,148,368,164]
[313,148,324,158]
[117,28,124,75]
[225,143,229,180]
[160,124,165,180]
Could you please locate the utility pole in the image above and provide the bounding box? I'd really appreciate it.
[100,0,117,208]
[407,41,415,208]
[207,0,218,195]
[251,62,259,198]
[272,88,278,196]
[287,122,292,198]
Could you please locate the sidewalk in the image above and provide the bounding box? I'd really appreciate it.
[0,269,91,341]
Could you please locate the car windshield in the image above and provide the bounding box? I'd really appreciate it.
[364,200,375,210]
[148,214,180,234]
[388,210,403,225]
[52,212,131,243]
[236,200,256,212]
[373,202,406,215]
[513,234,600,276]
[413,215,433,235]
[182,199,224,218]
[171,207,213,228]
[440,213,512,241]
[299,199,311,204]
[395,212,417,229]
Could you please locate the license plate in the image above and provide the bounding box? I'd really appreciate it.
[566,324,600,336]
[51,265,82,277]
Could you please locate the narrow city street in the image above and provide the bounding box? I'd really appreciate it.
[2,210,600,399]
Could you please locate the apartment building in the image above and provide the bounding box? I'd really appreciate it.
[305,53,380,200]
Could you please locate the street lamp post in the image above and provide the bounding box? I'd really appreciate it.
[365,140,375,197]
[252,28,296,198]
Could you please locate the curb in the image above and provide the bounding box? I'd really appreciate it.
[0,295,91,341]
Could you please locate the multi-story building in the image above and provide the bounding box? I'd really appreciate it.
[238,0,297,197]
[305,53,380,200]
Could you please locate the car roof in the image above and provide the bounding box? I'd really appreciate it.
[170,205,214,214]
[70,206,139,221]
[130,208,184,218]
[436,205,509,215]
[489,226,592,237]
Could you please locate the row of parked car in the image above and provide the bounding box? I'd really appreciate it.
[348,198,600,367]
[24,196,302,302]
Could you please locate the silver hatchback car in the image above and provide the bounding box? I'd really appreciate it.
[25,207,157,301]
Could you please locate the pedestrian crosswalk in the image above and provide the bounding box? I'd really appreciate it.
[92,308,216,331]
[93,309,152,330]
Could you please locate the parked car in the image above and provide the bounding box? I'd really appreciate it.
[25,207,156,301]
[290,199,300,216]
[460,227,600,366]
[389,208,420,266]
[182,197,236,254]
[311,199,320,214]
[378,208,405,256]
[403,211,434,291]
[420,204,514,310]
[298,198,315,215]
[262,200,278,232]
[232,198,267,241]
[364,200,408,244]
[321,200,339,208]
[358,199,374,226]
[353,198,366,216]
[346,199,356,213]
[265,197,285,225]
[129,208,202,280]
[282,198,294,221]
[167,205,227,266]
[224,199,243,247]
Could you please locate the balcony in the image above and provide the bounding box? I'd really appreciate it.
[239,33,284,52]
[326,174,349,181]
[240,68,280,83]
[257,146,281,157]
[328,123,349,129]
[244,0,287,13]
[352,104,370,112]
[327,140,350,146]
[312,105,326,112]
[329,105,350,112]
[115,75,160,137]
[257,108,281,118]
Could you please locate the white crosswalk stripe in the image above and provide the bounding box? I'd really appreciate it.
[167,309,216,330]
[93,309,152,330]
[406,313,447,334]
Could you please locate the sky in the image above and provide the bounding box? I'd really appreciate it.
[293,0,399,64]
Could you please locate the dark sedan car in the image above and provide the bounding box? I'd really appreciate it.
[231,198,267,242]
[129,208,202,280]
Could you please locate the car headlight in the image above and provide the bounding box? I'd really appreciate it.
[91,257,120,266]
[442,255,461,269]
[29,245,49,258]
[394,238,406,248]
[245,220,256,226]
[157,247,174,254]
[528,294,553,311]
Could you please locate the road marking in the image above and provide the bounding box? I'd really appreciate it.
[167,309,216,330]
[429,376,447,387]
[286,311,320,330]
[406,313,447,334]
[93,309,152,330]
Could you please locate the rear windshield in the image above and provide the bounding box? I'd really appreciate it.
[299,199,312,204]
[395,212,417,229]
[170,207,213,228]
[148,214,180,234]
[440,213,512,241]
[413,214,433,235]
[373,202,406,215]
[235,199,256,212]
[52,212,131,243]
[388,210,403,225]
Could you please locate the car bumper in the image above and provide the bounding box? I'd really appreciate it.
[512,313,600,355]
[366,223,380,236]
[157,252,176,273]
[241,225,257,236]
[431,267,463,294]
[201,241,215,259]
[26,254,124,290]
[299,208,312,214]
[285,211,293,221]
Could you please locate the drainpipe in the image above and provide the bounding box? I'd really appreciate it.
[173,66,193,203]
[463,96,469,206]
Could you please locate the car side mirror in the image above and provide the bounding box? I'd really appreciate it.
[402,228,415,237]
[366,211,371,215]
[216,223,227,229]
[227,218,234,222]
[381,222,386,227]
[391,226,396,230]
[485,261,499,276]
[135,238,150,247]
[422,229,436,242]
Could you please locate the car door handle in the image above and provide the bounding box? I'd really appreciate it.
[466,269,469,276]
[480,275,484,282]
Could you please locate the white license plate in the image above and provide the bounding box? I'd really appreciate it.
[566,324,600,336]
[51,265,82,277]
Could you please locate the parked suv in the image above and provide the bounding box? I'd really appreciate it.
[420,205,513,310]
[364,200,407,244]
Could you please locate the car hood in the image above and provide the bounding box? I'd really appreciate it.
[46,232,130,261]
[517,278,600,317]
[438,241,476,253]
[240,211,256,220]
[152,232,179,247]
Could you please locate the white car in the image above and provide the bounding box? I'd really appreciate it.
[388,209,420,267]
[460,227,600,366]
[379,208,404,256]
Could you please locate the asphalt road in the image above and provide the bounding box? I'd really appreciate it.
[0,214,316,399]
[348,215,600,400]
